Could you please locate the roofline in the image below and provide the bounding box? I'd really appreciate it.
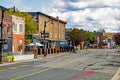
[50,16,67,24]
[28,12,50,18]
[28,12,67,24]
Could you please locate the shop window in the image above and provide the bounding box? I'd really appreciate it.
[18,45,22,51]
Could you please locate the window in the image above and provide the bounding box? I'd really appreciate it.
[18,45,22,51]
[40,19,43,24]
[55,34,57,38]
[50,33,52,38]
[7,27,10,34]
[19,24,23,33]
[50,22,53,27]
[13,22,17,32]
[62,34,65,39]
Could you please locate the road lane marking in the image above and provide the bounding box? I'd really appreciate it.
[0,70,5,72]
[11,57,86,80]
[63,56,69,58]
[18,64,29,68]
[0,64,29,73]
[8,67,18,70]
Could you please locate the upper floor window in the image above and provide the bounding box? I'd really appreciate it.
[50,33,52,38]
[50,21,53,27]
[13,22,17,32]
[7,27,10,34]
[19,24,23,33]
[39,19,43,25]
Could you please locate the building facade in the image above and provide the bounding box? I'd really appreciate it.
[12,15,25,54]
[0,14,25,54]
[104,33,115,48]
[29,12,67,49]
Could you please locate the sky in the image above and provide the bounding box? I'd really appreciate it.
[1,0,120,33]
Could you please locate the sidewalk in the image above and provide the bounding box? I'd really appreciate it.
[0,52,70,66]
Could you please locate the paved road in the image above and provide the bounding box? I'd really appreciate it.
[0,49,120,80]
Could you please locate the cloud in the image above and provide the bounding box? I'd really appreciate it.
[42,0,120,33]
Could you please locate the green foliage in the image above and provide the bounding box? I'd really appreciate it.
[68,28,87,46]
[113,33,120,46]
[86,31,97,44]
[1,9,37,44]
[25,35,32,44]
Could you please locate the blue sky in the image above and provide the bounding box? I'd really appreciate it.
[0,0,53,11]
[1,0,120,33]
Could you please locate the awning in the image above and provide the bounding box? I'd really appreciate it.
[27,42,43,46]
[56,43,72,47]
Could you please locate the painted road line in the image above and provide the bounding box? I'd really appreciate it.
[11,54,92,80]
[0,70,5,72]
[8,67,18,70]
[63,56,69,58]
[0,64,29,72]
[18,64,29,68]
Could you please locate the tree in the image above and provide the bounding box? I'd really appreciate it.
[113,33,120,46]
[86,31,97,44]
[1,9,37,43]
[68,28,87,48]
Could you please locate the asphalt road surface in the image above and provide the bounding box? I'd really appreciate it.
[0,49,120,80]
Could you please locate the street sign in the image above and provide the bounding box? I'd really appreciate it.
[41,33,49,38]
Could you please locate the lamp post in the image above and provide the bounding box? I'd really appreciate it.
[43,20,53,57]
[0,6,15,63]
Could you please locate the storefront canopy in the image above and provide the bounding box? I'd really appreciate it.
[56,43,72,47]
[27,42,43,46]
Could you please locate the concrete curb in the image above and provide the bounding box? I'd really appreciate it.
[0,52,70,67]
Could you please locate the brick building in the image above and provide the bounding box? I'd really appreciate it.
[0,14,25,54]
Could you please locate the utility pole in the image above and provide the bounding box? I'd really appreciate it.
[43,20,53,57]
[43,21,47,57]
[0,8,4,63]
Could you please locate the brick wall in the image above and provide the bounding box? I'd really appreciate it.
[12,34,24,54]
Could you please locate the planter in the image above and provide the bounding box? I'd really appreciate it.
[2,55,14,62]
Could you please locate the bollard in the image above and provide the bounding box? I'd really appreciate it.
[46,49,48,55]
[49,48,51,54]
[52,48,54,54]
[40,49,42,55]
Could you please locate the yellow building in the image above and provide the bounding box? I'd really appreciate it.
[104,33,114,38]
[29,12,67,49]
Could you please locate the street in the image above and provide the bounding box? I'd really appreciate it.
[0,49,120,80]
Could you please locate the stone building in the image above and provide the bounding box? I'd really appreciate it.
[29,12,67,49]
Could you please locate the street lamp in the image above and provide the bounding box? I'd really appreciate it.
[43,20,53,57]
[0,6,15,63]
